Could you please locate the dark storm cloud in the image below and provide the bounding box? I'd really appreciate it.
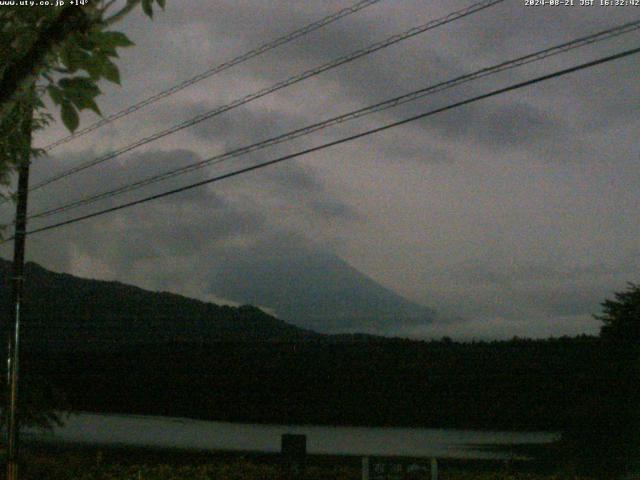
[11,0,637,338]
[377,141,453,164]
[263,161,323,192]
[111,0,634,169]
[419,100,569,153]
[255,161,362,222]
[186,106,308,146]
[420,250,640,322]
[28,147,352,228]
[2,144,358,301]
[307,198,360,222]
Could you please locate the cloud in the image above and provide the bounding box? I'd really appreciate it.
[1,146,361,315]
[4,0,636,340]
[417,100,570,155]
[397,313,601,341]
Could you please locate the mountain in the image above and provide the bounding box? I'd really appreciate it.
[208,245,436,334]
[0,260,610,435]
[0,259,318,351]
[0,247,437,350]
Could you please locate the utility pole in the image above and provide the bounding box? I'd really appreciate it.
[6,96,33,480]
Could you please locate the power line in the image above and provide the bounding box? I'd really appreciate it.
[26,19,640,221]
[41,0,384,152]
[12,45,639,241]
[28,0,505,193]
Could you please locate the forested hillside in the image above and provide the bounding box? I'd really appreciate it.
[0,259,627,433]
[21,336,619,432]
[0,259,317,349]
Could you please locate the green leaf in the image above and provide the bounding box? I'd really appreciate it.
[59,77,101,97]
[58,77,101,115]
[99,44,119,58]
[47,85,64,105]
[84,54,106,80]
[68,27,95,50]
[99,31,135,48]
[60,101,79,132]
[65,89,97,112]
[66,90,101,115]
[142,0,153,18]
[59,45,91,73]
[101,60,121,85]
[156,0,165,8]
[33,96,46,110]
[83,97,101,116]
[59,48,77,74]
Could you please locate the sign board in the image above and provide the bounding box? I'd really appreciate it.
[370,458,405,480]
[281,434,306,459]
[363,457,436,480]
[281,434,306,479]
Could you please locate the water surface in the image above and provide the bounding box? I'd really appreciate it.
[26,412,558,460]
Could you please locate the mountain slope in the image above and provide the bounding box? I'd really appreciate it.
[0,259,318,351]
[208,245,436,334]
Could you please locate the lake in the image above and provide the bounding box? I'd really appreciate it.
[24,412,559,460]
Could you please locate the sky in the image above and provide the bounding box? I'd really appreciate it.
[1,0,639,339]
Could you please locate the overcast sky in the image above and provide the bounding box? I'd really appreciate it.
[1,0,638,339]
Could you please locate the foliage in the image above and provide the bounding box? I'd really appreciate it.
[0,0,166,431]
[0,375,68,433]
[15,452,594,480]
[0,261,609,434]
[0,0,165,194]
[3,260,637,474]
[21,455,356,480]
[440,474,590,480]
[595,282,640,342]
[558,284,640,477]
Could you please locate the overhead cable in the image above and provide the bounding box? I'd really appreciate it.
[29,0,505,193]
[27,19,640,221]
[12,45,639,241]
[41,0,384,151]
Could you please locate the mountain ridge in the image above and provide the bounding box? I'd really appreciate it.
[208,245,436,334]
[1,250,438,345]
[0,258,320,350]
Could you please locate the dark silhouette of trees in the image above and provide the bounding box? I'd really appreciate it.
[560,283,640,478]
[0,0,165,196]
[0,2,166,430]
[596,282,640,342]
[4,259,639,474]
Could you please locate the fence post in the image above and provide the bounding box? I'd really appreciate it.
[362,456,369,480]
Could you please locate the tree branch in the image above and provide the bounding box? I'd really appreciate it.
[0,7,93,117]
[103,0,141,26]
[100,0,119,16]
